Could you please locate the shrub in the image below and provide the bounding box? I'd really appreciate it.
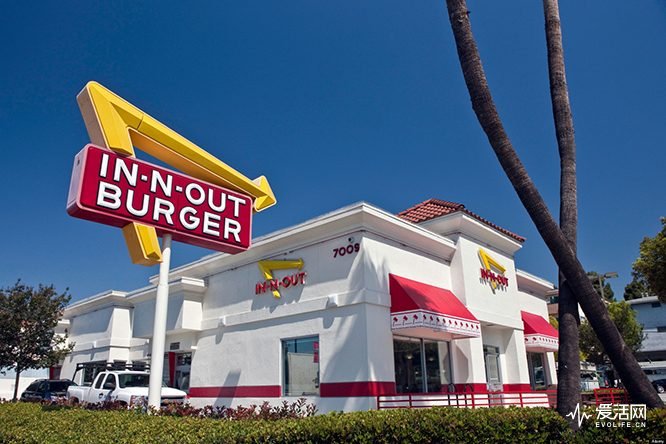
[574,407,666,444]
[0,402,664,443]
[158,398,317,419]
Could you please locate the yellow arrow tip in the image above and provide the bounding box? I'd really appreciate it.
[252,175,277,212]
[122,224,162,266]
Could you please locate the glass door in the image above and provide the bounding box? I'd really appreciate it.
[393,337,453,393]
[527,352,546,390]
[424,340,452,393]
[393,337,423,393]
[175,353,192,392]
[483,345,502,392]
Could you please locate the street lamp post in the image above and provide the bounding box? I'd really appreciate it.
[590,271,619,300]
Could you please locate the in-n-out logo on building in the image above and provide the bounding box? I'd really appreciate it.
[255,259,307,298]
[478,248,509,292]
[566,403,647,429]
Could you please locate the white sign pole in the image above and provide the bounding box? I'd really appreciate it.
[147,233,172,410]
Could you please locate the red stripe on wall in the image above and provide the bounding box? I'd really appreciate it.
[188,385,281,398]
[188,382,532,398]
[320,381,396,397]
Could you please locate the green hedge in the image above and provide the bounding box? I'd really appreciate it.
[0,403,664,443]
[575,407,666,444]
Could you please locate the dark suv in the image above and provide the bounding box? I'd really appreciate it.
[20,379,77,402]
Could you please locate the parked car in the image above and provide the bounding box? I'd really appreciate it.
[652,378,666,394]
[67,370,186,406]
[580,371,601,391]
[20,379,77,402]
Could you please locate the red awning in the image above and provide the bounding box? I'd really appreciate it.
[389,274,480,338]
[521,310,558,352]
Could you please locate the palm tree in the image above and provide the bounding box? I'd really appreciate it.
[445,0,662,408]
[542,0,581,423]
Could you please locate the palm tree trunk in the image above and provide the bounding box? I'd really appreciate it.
[542,0,581,423]
[445,0,662,408]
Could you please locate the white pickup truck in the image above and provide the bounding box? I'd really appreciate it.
[67,370,187,406]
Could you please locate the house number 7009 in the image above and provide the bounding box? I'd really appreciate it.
[333,243,360,258]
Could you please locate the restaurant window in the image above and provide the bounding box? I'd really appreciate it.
[393,336,452,393]
[527,352,547,390]
[282,336,319,396]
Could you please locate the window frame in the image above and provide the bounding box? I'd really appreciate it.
[393,335,453,394]
[281,335,320,397]
[526,351,548,390]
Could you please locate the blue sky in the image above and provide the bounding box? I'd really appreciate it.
[1,1,664,302]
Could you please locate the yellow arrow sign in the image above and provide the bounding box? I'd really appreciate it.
[257,259,304,298]
[478,248,507,290]
[77,82,276,265]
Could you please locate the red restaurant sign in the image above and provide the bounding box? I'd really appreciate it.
[480,268,509,287]
[67,144,253,253]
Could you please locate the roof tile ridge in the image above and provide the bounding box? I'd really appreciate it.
[397,198,438,216]
[428,198,465,209]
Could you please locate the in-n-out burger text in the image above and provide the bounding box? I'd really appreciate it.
[480,268,509,287]
[67,145,253,253]
[255,272,307,295]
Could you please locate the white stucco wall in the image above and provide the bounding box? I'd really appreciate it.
[517,288,558,387]
[61,305,134,382]
[452,237,522,329]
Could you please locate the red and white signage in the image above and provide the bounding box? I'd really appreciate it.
[67,144,253,253]
[480,268,509,287]
[255,272,307,295]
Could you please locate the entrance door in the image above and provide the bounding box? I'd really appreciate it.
[393,337,423,393]
[174,353,191,392]
[483,345,502,392]
[393,337,453,393]
[527,352,547,390]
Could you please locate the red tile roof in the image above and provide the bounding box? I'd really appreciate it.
[397,198,525,242]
